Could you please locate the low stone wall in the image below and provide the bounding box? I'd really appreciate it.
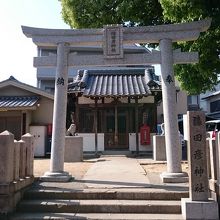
[0,131,34,217]
[64,136,83,162]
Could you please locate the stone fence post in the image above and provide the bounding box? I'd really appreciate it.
[0,131,15,215]
[14,140,20,181]
[0,131,34,217]
[18,140,26,179]
[0,131,14,184]
[215,132,220,205]
[207,137,218,199]
[22,133,34,177]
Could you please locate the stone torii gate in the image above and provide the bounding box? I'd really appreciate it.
[22,19,211,182]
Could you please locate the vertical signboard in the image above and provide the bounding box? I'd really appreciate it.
[103,25,123,59]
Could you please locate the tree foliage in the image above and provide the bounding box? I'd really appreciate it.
[61,0,163,28]
[160,0,220,94]
[61,0,220,94]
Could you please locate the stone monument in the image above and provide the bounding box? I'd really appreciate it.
[181,111,218,220]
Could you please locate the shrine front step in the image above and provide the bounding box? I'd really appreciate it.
[23,187,189,200]
[10,188,188,220]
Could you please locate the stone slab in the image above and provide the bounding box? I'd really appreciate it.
[153,135,166,161]
[181,198,219,220]
[64,136,83,162]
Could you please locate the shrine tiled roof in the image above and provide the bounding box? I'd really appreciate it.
[68,69,161,98]
[0,96,40,109]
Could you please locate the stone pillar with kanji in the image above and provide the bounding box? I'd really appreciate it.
[41,42,72,182]
[181,111,218,220]
[159,39,188,183]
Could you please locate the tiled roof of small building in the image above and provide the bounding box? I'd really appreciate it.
[0,96,39,108]
[68,69,161,98]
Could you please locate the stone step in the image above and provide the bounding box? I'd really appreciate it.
[24,188,189,200]
[11,213,183,220]
[17,199,181,214]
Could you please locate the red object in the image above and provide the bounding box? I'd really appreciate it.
[140,124,150,145]
[212,130,216,139]
[47,124,52,136]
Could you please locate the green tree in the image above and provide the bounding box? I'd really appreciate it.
[160,0,220,94]
[61,0,163,28]
[61,0,220,94]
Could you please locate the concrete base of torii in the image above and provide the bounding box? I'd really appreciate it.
[160,172,189,183]
[40,171,72,182]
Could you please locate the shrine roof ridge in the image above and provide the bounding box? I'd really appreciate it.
[81,68,151,75]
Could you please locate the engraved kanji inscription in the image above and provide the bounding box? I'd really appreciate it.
[194,183,205,193]
[194,166,204,177]
[165,75,173,84]
[194,149,203,160]
[56,77,65,86]
[193,134,202,142]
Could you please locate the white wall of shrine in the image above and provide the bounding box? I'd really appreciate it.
[75,132,155,152]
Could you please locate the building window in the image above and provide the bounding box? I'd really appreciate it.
[210,100,220,113]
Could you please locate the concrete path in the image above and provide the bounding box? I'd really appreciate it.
[82,156,151,188]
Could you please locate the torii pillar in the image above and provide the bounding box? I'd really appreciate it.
[159,39,187,182]
[41,42,72,181]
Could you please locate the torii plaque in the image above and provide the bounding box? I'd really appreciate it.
[22,19,211,182]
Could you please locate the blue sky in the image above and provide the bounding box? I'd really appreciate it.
[0,0,69,86]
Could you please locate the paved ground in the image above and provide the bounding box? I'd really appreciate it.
[33,155,189,191]
[82,156,150,188]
